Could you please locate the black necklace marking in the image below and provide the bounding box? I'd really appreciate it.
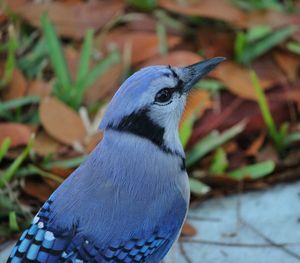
[107,108,185,162]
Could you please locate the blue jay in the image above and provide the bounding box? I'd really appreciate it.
[7,57,224,263]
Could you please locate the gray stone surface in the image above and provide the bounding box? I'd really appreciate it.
[1,182,300,263]
[165,181,300,263]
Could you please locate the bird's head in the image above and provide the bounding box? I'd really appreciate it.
[100,57,225,155]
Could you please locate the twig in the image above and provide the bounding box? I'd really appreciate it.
[181,238,300,248]
[241,217,300,261]
[178,241,193,263]
[187,215,221,222]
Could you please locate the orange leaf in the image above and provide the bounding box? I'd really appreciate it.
[213,61,273,100]
[181,222,197,237]
[141,50,202,67]
[7,0,124,39]
[0,123,32,147]
[273,51,300,81]
[33,131,62,157]
[23,179,54,202]
[39,97,86,145]
[101,29,181,65]
[2,69,27,100]
[245,132,266,156]
[27,80,52,98]
[159,0,246,27]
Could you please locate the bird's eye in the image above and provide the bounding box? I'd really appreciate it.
[155,88,173,103]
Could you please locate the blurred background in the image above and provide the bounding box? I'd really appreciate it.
[0,0,300,262]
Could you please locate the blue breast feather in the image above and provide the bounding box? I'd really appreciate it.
[7,198,174,263]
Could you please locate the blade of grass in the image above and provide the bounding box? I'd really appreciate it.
[28,165,63,183]
[0,138,11,163]
[0,96,40,115]
[9,211,19,231]
[250,70,281,149]
[189,178,211,196]
[41,14,71,90]
[0,136,34,188]
[180,114,196,148]
[186,121,246,167]
[287,41,300,55]
[228,160,275,180]
[42,155,86,170]
[156,22,168,55]
[0,33,17,88]
[209,147,228,174]
[240,26,296,65]
[76,30,94,83]
[77,51,120,91]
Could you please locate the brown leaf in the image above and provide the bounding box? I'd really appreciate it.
[181,90,211,125]
[39,97,86,145]
[33,131,61,156]
[213,61,274,100]
[141,50,202,67]
[159,0,246,27]
[181,222,197,237]
[84,63,124,104]
[273,51,300,81]
[101,29,181,65]
[0,123,32,147]
[8,0,124,39]
[85,132,103,154]
[243,10,300,29]
[23,179,54,202]
[27,80,52,98]
[2,69,27,100]
[245,132,266,156]
[196,28,235,58]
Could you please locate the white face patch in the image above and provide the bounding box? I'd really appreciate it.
[38,222,44,229]
[143,70,187,154]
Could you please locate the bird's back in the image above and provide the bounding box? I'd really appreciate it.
[8,130,189,262]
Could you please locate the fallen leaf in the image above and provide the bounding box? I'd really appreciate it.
[84,63,124,104]
[159,0,246,27]
[141,50,202,67]
[0,123,32,147]
[85,132,103,154]
[39,97,86,145]
[181,222,197,237]
[33,131,62,156]
[244,10,300,29]
[213,61,274,100]
[273,51,300,81]
[101,29,181,65]
[245,132,266,156]
[7,0,124,39]
[197,27,235,58]
[181,90,211,125]
[23,179,54,202]
[2,69,27,100]
[27,80,52,98]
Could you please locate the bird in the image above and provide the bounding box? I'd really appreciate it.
[7,57,224,263]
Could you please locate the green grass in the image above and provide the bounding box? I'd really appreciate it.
[250,70,288,151]
[41,14,120,109]
[235,26,296,65]
[186,121,246,167]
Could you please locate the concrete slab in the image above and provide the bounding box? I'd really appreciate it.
[165,181,300,263]
[1,182,300,263]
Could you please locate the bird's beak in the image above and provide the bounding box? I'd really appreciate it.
[181,57,225,92]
